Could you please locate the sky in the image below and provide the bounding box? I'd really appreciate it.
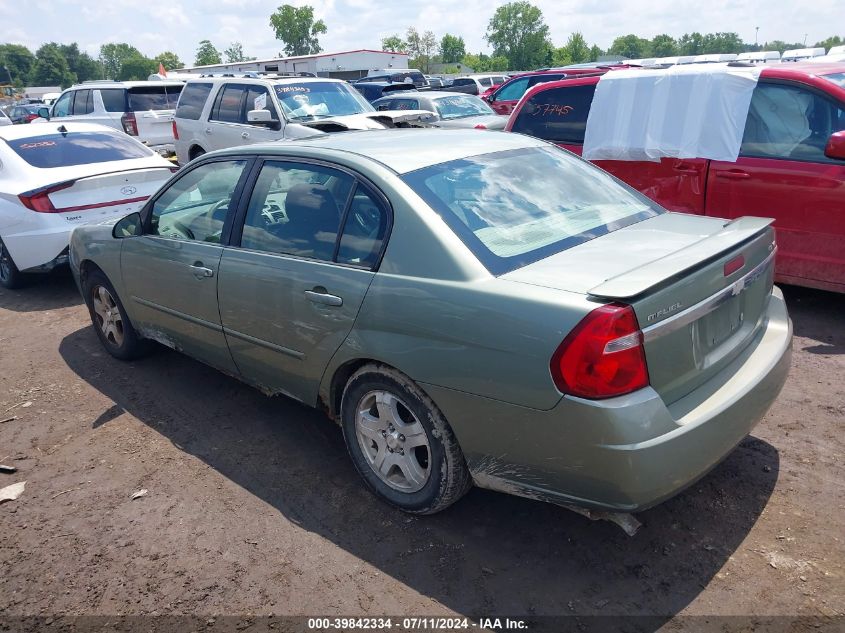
[1,0,841,66]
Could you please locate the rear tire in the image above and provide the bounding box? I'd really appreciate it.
[341,364,472,514]
[0,237,26,290]
[83,269,148,360]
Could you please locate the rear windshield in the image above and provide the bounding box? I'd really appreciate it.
[127,85,183,111]
[4,131,153,168]
[433,95,494,119]
[274,82,373,120]
[511,84,597,144]
[402,146,661,274]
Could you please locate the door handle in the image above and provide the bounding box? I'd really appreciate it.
[305,288,343,306]
[190,262,214,279]
[716,169,751,180]
[241,131,250,139]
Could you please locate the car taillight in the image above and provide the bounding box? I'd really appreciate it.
[121,112,138,136]
[18,181,75,213]
[25,113,38,122]
[474,123,488,129]
[550,303,649,399]
[172,120,179,140]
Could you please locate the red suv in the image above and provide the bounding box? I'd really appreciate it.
[505,63,845,293]
[484,65,630,115]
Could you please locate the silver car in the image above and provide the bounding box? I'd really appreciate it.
[371,91,508,130]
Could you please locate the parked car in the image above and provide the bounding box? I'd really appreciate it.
[484,70,605,115]
[425,76,446,89]
[447,75,509,96]
[0,122,176,289]
[69,129,791,516]
[372,91,508,129]
[173,76,434,165]
[42,81,184,159]
[8,104,44,124]
[0,108,11,126]
[506,62,845,293]
[365,68,429,89]
[352,82,417,103]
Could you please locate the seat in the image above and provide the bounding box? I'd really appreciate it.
[282,183,341,260]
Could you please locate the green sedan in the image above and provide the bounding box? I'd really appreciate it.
[69,129,792,515]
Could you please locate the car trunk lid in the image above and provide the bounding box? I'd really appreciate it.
[503,213,777,404]
[127,85,182,148]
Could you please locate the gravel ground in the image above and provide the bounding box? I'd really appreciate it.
[0,272,842,632]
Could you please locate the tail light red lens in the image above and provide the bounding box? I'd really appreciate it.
[121,112,138,136]
[550,303,649,399]
[172,120,179,140]
[18,181,75,213]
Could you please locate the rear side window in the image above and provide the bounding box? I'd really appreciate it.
[495,77,530,101]
[511,84,597,144]
[211,85,246,123]
[127,86,182,111]
[72,89,93,115]
[100,89,127,112]
[392,99,419,110]
[4,131,153,168]
[175,83,213,120]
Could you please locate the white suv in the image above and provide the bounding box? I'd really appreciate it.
[173,75,434,165]
[45,81,184,158]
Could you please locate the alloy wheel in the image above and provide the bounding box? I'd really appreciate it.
[91,285,125,347]
[354,390,431,493]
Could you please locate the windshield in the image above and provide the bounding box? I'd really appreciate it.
[822,72,845,89]
[4,131,153,168]
[433,95,494,119]
[403,146,661,274]
[274,82,373,120]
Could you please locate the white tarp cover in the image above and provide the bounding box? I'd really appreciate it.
[582,64,762,162]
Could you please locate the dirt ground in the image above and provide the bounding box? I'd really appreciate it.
[0,272,842,632]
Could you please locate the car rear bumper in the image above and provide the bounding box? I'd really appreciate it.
[422,286,792,512]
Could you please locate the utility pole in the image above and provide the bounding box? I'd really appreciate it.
[755,27,759,48]
[804,34,808,46]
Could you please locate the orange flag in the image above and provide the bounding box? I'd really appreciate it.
[158,62,167,77]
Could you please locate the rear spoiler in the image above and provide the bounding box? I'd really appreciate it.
[588,216,775,299]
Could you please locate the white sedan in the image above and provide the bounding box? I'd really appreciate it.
[0,122,176,288]
[0,109,11,126]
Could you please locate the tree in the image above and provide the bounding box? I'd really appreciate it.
[485,1,551,70]
[0,44,36,86]
[650,34,677,57]
[815,35,844,51]
[119,55,156,80]
[678,32,705,55]
[562,32,590,63]
[404,27,436,72]
[461,52,508,72]
[100,43,145,79]
[702,32,744,54]
[588,44,603,62]
[269,4,326,56]
[59,44,100,83]
[154,51,183,72]
[440,34,466,63]
[551,47,571,67]
[608,34,650,59]
[30,43,75,88]
[195,40,222,66]
[381,35,407,53]
[224,42,255,63]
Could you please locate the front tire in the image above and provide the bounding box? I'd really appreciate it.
[341,364,472,514]
[0,237,26,289]
[83,269,148,360]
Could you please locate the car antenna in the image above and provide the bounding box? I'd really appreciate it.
[57,124,69,136]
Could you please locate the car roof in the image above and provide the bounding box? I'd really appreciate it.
[186,76,343,86]
[217,129,548,174]
[0,121,121,141]
[69,81,184,89]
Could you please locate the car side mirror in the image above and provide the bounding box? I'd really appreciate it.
[112,212,142,239]
[824,130,845,160]
[37,107,50,120]
[247,109,273,125]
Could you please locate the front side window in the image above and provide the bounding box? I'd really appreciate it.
[510,84,597,145]
[495,77,530,102]
[403,146,660,274]
[52,92,72,117]
[434,95,494,119]
[150,160,247,243]
[244,86,279,123]
[4,131,153,168]
[741,83,845,162]
[274,81,373,120]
